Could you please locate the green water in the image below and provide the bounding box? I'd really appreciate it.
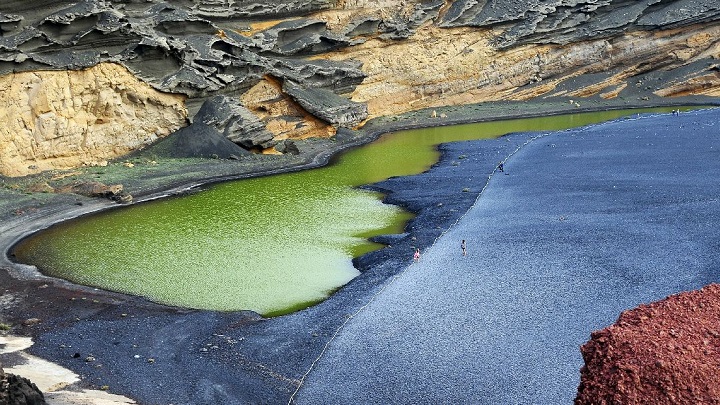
[12,107,688,316]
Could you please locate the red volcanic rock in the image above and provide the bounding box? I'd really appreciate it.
[576,284,720,404]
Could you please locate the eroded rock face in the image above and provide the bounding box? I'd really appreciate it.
[194,95,275,150]
[0,63,187,177]
[0,0,366,98]
[283,80,368,127]
[438,0,720,48]
[577,284,720,404]
[329,23,720,116]
[0,0,719,176]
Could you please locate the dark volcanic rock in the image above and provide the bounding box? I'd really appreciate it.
[0,0,367,101]
[254,18,351,55]
[195,95,276,150]
[0,369,46,405]
[439,0,720,48]
[173,0,335,20]
[283,80,368,128]
[274,139,300,155]
[147,121,251,160]
[269,57,366,96]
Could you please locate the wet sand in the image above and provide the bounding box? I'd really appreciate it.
[0,98,718,404]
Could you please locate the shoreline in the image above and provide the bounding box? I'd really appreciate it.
[290,106,720,403]
[1,96,718,404]
[2,97,713,267]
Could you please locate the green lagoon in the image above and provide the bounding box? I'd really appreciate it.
[12,107,688,316]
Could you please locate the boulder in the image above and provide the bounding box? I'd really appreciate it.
[274,139,300,155]
[0,366,46,405]
[282,80,368,128]
[54,182,123,198]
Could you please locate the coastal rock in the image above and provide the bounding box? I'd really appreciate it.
[577,284,720,403]
[1,0,718,178]
[0,366,46,405]
[54,181,123,198]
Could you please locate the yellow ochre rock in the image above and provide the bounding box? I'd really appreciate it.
[0,63,187,177]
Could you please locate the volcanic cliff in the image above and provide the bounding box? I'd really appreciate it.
[1,0,720,177]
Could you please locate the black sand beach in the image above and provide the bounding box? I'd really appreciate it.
[293,108,720,403]
[1,99,719,404]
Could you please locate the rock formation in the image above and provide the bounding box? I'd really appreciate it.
[52,181,132,203]
[0,0,719,176]
[577,284,720,404]
[194,95,274,151]
[0,363,46,405]
[0,63,187,177]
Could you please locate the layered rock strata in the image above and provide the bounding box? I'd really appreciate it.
[0,0,720,176]
[0,63,187,177]
[1,0,720,177]
[438,0,720,48]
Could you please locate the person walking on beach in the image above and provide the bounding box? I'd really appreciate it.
[413,248,421,262]
[461,240,467,256]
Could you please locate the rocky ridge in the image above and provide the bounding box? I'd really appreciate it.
[1,2,720,402]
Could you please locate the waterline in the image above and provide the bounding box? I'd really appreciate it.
[11,107,692,315]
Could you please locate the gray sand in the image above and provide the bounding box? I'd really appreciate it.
[292,108,720,404]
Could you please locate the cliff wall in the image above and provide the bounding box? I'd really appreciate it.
[0,63,186,177]
[318,23,720,116]
[0,0,719,177]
